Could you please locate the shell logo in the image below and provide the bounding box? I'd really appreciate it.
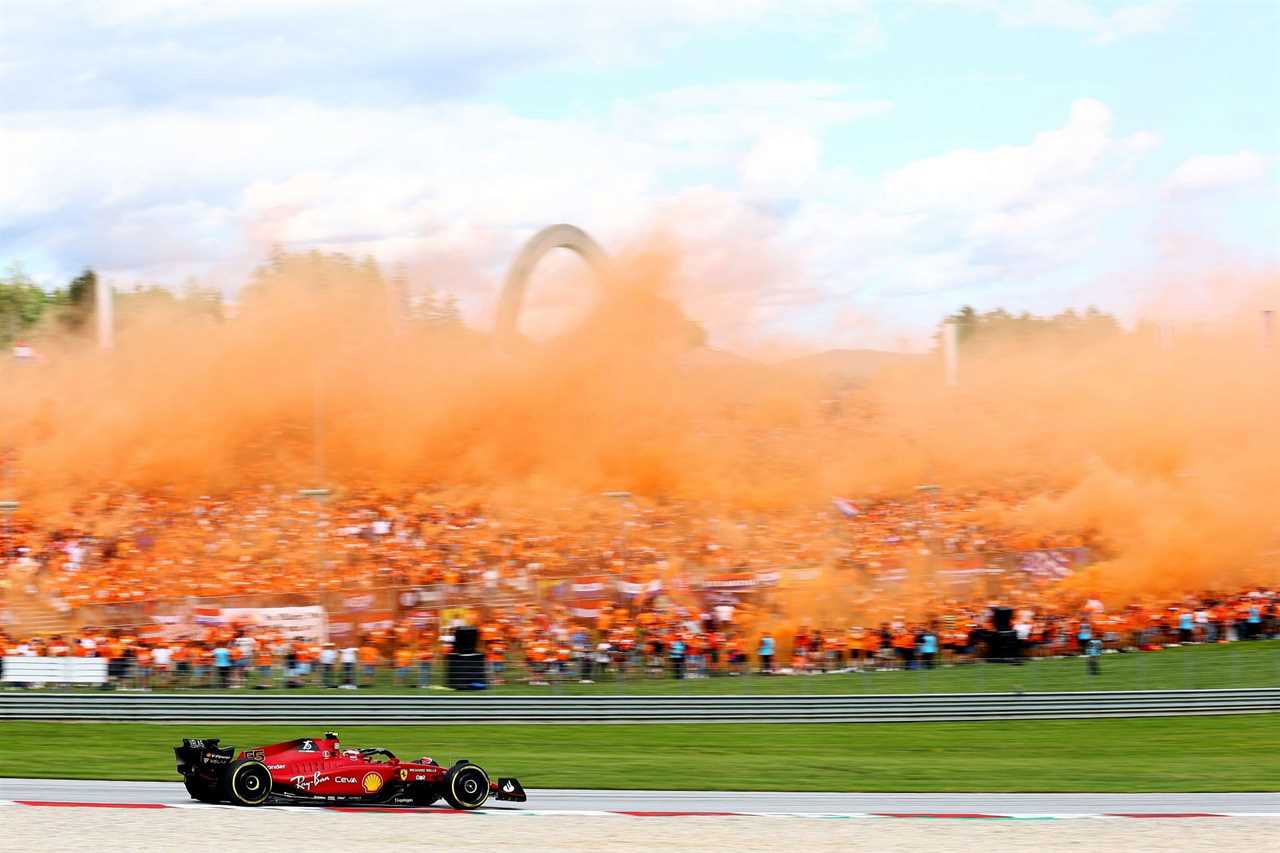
[362,772,383,794]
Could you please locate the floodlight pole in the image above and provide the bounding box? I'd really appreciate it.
[602,491,632,566]
[300,488,332,588]
[95,275,113,351]
[0,499,18,566]
[942,321,958,388]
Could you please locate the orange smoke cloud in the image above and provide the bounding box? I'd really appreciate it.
[1,244,1276,604]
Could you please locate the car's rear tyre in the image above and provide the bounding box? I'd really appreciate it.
[222,759,272,806]
[442,762,490,810]
[184,776,220,803]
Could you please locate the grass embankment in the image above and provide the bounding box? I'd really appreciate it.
[3,716,1276,791]
[9,639,1276,696]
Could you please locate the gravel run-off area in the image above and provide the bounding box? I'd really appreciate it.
[3,809,1277,853]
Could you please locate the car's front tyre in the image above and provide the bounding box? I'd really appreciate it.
[222,759,272,806]
[442,762,490,810]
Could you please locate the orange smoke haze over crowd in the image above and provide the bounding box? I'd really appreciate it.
[1,243,1277,602]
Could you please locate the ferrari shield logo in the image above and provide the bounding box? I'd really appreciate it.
[399,768,408,782]
[362,772,383,793]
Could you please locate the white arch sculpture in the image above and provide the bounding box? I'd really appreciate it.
[495,224,608,343]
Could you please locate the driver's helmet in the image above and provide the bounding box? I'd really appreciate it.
[342,749,362,762]
[418,756,437,765]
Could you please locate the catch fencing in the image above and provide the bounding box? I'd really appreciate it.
[1,688,1276,724]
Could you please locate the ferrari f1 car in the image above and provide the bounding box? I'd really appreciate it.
[175,732,526,809]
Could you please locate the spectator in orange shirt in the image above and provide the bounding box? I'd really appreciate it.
[357,640,379,688]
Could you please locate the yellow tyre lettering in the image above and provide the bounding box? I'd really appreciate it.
[232,762,271,805]
[452,767,489,808]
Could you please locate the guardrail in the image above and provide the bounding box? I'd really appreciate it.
[1,689,1276,724]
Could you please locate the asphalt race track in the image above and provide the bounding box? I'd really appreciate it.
[1,779,1277,816]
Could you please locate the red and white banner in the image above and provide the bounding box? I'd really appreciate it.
[217,606,329,643]
[617,578,663,596]
[571,576,606,596]
[700,572,758,590]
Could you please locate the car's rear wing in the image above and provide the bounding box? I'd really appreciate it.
[174,738,236,776]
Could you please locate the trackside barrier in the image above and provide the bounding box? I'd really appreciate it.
[0,689,1276,724]
[1,657,108,685]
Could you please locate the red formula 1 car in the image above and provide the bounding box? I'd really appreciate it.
[174,732,526,809]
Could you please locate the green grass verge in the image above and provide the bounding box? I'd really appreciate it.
[3,716,1276,792]
[9,639,1276,696]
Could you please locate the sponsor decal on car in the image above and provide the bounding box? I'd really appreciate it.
[362,772,383,794]
[399,769,408,782]
[267,764,286,770]
[241,749,265,761]
[334,777,357,784]
[290,771,325,791]
[298,740,316,752]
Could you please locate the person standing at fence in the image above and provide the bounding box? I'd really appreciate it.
[319,641,338,688]
[1085,637,1102,675]
[919,628,938,670]
[1076,619,1093,657]
[669,633,686,679]
[758,631,775,674]
[254,641,274,689]
[153,642,172,687]
[489,636,509,685]
[104,633,125,688]
[134,642,152,690]
[417,638,435,688]
[1178,609,1194,644]
[358,640,379,688]
[393,645,413,686]
[193,643,211,687]
[212,641,232,689]
[340,642,358,689]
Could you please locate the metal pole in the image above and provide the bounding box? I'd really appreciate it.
[942,321,958,388]
[602,491,632,565]
[95,275,113,350]
[0,499,18,568]
[299,489,331,590]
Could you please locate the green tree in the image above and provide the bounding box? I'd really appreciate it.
[939,304,1123,350]
[0,264,49,347]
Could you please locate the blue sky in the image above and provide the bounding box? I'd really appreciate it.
[1,0,1276,348]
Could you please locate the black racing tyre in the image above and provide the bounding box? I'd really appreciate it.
[411,787,441,807]
[442,762,490,810]
[222,759,272,806]
[184,776,220,804]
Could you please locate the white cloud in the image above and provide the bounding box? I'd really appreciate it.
[1166,151,1269,194]
[0,79,890,335]
[739,130,824,196]
[0,1,884,110]
[882,99,1112,213]
[774,98,1153,344]
[935,0,1182,44]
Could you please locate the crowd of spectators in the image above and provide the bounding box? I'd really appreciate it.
[2,586,1275,690]
[0,484,1086,611]
[1,485,1275,690]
